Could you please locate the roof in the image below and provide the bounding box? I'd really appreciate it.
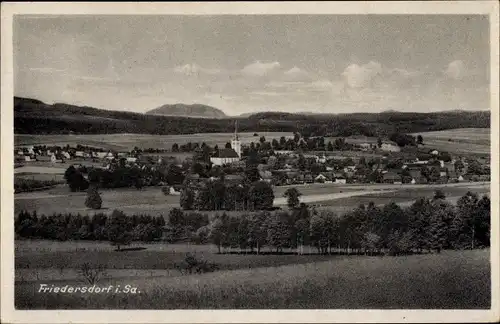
[409,170,421,178]
[225,174,244,181]
[213,148,239,158]
[383,172,401,180]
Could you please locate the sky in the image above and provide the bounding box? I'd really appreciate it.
[14,15,490,115]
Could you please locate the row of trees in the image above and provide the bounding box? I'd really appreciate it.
[204,191,490,254]
[15,190,490,254]
[15,210,166,249]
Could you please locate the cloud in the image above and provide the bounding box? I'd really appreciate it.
[342,61,382,88]
[173,63,221,76]
[444,60,465,80]
[283,66,312,81]
[241,61,281,77]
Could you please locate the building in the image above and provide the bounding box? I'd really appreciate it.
[383,172,401,184]
[210,121,242,166]
[380,142,401,152]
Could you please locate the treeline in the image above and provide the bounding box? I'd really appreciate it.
[202,191,490,254]
[14,178,62,193]
[16,191,490,255]
[15,210,165,249]
[64,163,185,192]
[15,97,490,137]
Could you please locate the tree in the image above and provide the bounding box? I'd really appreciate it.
[172,143,179,152]
[327,141,334,151]
[180,188,194,210]
[248,181,274,210]
[266,211,293,253]
[209,214,228,253]
[283,188,302,209]
[85,184,102,210]
[64,166,89,192]
[259,136,266,144]
[248,212,268,254]
[105,210,132,251]
[433,189,446,200]
[225,142,232,149]
[417,135,423,145]
[377,137,383,148]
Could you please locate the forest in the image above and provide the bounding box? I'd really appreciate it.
[14,97,490,137]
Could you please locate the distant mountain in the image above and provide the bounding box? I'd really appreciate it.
[147,103,226,118]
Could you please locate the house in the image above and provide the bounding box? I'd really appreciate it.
[95,152,108,159]
[210,148,240,166]
[380,142,401,152]
[16,150,24,156]
[431,150,439,155]
[409,170,424,184]
[315,173,327,183]
[317,155,327,164]
[304,174,314,184]
[224,174,245,185]
[359,143,372,151]
[448,171,459,183]
[383,172,401,184]
[24,155,32,162]
[117,152,129,158]
[126,157,137,163]
[62,151,71,159]
[75,151,85,157]
[36,155,52,162]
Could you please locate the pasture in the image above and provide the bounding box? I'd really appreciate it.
[15,248,490,309]
[15,132,294,151]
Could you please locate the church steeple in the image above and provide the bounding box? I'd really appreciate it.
[231,120,241,158]
[234,120,239,140]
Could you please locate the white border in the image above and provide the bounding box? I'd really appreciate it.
[1,2,499,323]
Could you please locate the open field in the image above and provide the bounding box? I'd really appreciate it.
[412,128,490,155]
[15,132,294,151]
[15,182,490,217]
[15,248,490,309]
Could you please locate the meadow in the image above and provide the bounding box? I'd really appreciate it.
[15,248,490,309]
[14,181,490,217]
[15,132,294,151]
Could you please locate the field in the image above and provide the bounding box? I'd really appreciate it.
[411,128,491,155]
[15,248,490,309]
[15,132,294,151]
[14,181,490,217]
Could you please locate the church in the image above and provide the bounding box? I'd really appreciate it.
[210,121,242,166]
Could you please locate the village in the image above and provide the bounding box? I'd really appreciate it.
[14,126,491,195]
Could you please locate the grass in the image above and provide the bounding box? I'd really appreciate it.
[15,249,490,309]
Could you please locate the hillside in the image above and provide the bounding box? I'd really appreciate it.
[147,103,226,118]
[14,97,490,136]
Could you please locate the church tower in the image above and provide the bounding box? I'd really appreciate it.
[231,120,242,158]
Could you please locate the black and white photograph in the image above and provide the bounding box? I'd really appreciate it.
[1,1,499,323]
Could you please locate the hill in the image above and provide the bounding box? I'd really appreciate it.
[14,97,490,137]
[147,103,226,118]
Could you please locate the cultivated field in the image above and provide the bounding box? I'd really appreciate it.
[411,128,490,155]
[15,132,294,151]
[15,248,490,309]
